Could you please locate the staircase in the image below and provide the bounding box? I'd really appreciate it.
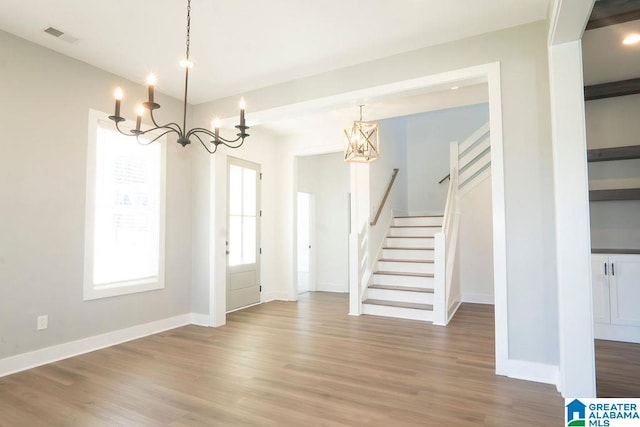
[362,215,442,322]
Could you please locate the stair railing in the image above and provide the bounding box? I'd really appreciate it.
[370,168,399,226]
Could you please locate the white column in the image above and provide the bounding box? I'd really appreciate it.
[548,40,596,397]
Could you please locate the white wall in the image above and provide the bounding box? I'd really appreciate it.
[0,30,192,359]
[406,104,490,215]
[585,94,640,250]
[200,21,560,368]
[367,117,408,262]
[298,153,350,292]
[459,178,495,303]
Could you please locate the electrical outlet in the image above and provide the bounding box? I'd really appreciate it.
[37,315,48,330]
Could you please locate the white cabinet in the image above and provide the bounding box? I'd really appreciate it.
[591,254,610,324]
[592,254,640,333]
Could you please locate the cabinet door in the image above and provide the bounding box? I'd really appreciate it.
[591,254,610,324]
[610,254,640,327]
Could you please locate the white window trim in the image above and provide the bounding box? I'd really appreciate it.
[83,109,167,301]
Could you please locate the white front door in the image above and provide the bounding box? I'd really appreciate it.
[227,157,261,311]
[297,192,312,294]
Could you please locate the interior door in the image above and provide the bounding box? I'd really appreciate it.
[227,157,261,311]
[297,192,312,294]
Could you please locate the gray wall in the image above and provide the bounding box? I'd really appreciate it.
[297,153,350,292]
[406,104,490,215]
[197,21,559,367]
[0,30,192,359]
[585,94,640,250]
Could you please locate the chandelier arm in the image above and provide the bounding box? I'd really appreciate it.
[188,128,244,145]
[136,129,177,146]
[114,121,135,136]
[149,109,182,133]
[192,132,218,154]
[217,136,246,149]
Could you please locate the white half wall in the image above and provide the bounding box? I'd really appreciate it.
[459,177,495,303]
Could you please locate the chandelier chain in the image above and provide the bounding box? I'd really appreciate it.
[185,0,191,60]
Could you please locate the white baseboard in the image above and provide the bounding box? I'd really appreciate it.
[316,282,348,293]
[462,293,494,304]
[0,313,191,378]
[507,359,559,387]
[261,291,292,302]
[447,299,462,322]
[595,322,640,344]
[190,313,215,327]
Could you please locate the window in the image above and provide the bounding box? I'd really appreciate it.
[84,109,166,300]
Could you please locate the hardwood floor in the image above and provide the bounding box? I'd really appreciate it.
[596,339,640,397]
[0,293,565,426]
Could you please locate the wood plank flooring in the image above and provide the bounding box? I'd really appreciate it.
[596,339,640,397]
[0,292,567,426]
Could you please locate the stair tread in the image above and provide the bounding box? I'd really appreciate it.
[387,236,435,239]
[391,225,441,228]
[394,215,444,218]
[374,271,434,278]
[363,299,433,310]
[369,284,434,293]
[378,258,434,263]
[383,247,434,250]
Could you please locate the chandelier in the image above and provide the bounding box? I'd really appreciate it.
[107,0,249,154]
[343,105,380,163]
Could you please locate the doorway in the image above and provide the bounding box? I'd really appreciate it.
[295,152,350,295]
[297,192,313,294]
[226,157,261,312]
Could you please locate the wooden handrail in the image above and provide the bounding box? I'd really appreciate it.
[370,168,399,226]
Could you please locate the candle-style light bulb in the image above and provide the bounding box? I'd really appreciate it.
[239,98,246,128]
[146,73,157,103]
[135,104,144,131]
[114,87,123,117]
[212,118,221,142]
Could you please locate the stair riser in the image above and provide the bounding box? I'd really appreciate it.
[394,217,442,227]
[378,261,434,274]
[382,248,434,261]
[367,288,434,305]
[385,237,434,248]
[373,274,434,288]
[389,227,440,237]
[362,304,433,322]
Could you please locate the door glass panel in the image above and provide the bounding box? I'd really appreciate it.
[229,165,242,216]
[243,168,257,216]
[228,161,259,267]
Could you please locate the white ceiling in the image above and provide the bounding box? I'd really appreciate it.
[0,0,549,105]
[582,20,640,85]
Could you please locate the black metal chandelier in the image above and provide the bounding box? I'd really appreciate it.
[108,0,249,154]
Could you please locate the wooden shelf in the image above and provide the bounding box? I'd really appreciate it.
[584,78,640,101]
[588,145,640,162]
[589,188,640,201]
